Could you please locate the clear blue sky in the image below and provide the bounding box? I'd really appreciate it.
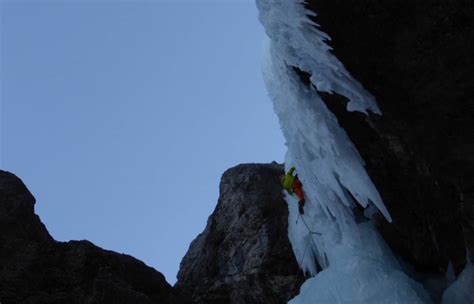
[1,1,285,283]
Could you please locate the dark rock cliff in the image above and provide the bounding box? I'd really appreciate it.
[301,0,474,274]
[0,164,302,303]
[0,170,182,304]
[175,163,303,304]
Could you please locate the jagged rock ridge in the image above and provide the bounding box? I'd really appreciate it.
[0,164,302,304]
[0,170,182,304]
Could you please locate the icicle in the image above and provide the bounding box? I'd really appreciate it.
[258,0,431,302]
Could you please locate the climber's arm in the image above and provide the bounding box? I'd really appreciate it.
[288,166,296,176]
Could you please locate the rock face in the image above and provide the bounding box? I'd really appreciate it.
[175,163,304,304]
[1,164,302,304]
[0,170,182,304]
[302,0,474,274]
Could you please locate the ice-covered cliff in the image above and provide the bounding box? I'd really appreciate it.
[257,0,474,303]
[2,1,473,303]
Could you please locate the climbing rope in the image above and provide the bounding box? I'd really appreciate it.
[286,211,322,303]
[299,215,322,235]
[286,230,312,303]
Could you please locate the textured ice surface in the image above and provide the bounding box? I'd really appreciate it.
[288,222,431,304]
[257,0,381,116]
[442,259,474,304]
[257,0,432,302]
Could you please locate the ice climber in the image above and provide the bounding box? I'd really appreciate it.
[280,166,306,215]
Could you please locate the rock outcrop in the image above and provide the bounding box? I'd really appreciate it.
[175,163,304,304]
[0,164,302,304]
[301,0,474,274]
[0,170,182,304]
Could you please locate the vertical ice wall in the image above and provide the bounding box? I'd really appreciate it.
[257,0,431,302]
[441,258,474,304]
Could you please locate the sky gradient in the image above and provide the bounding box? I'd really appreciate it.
[2,1,286,283]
